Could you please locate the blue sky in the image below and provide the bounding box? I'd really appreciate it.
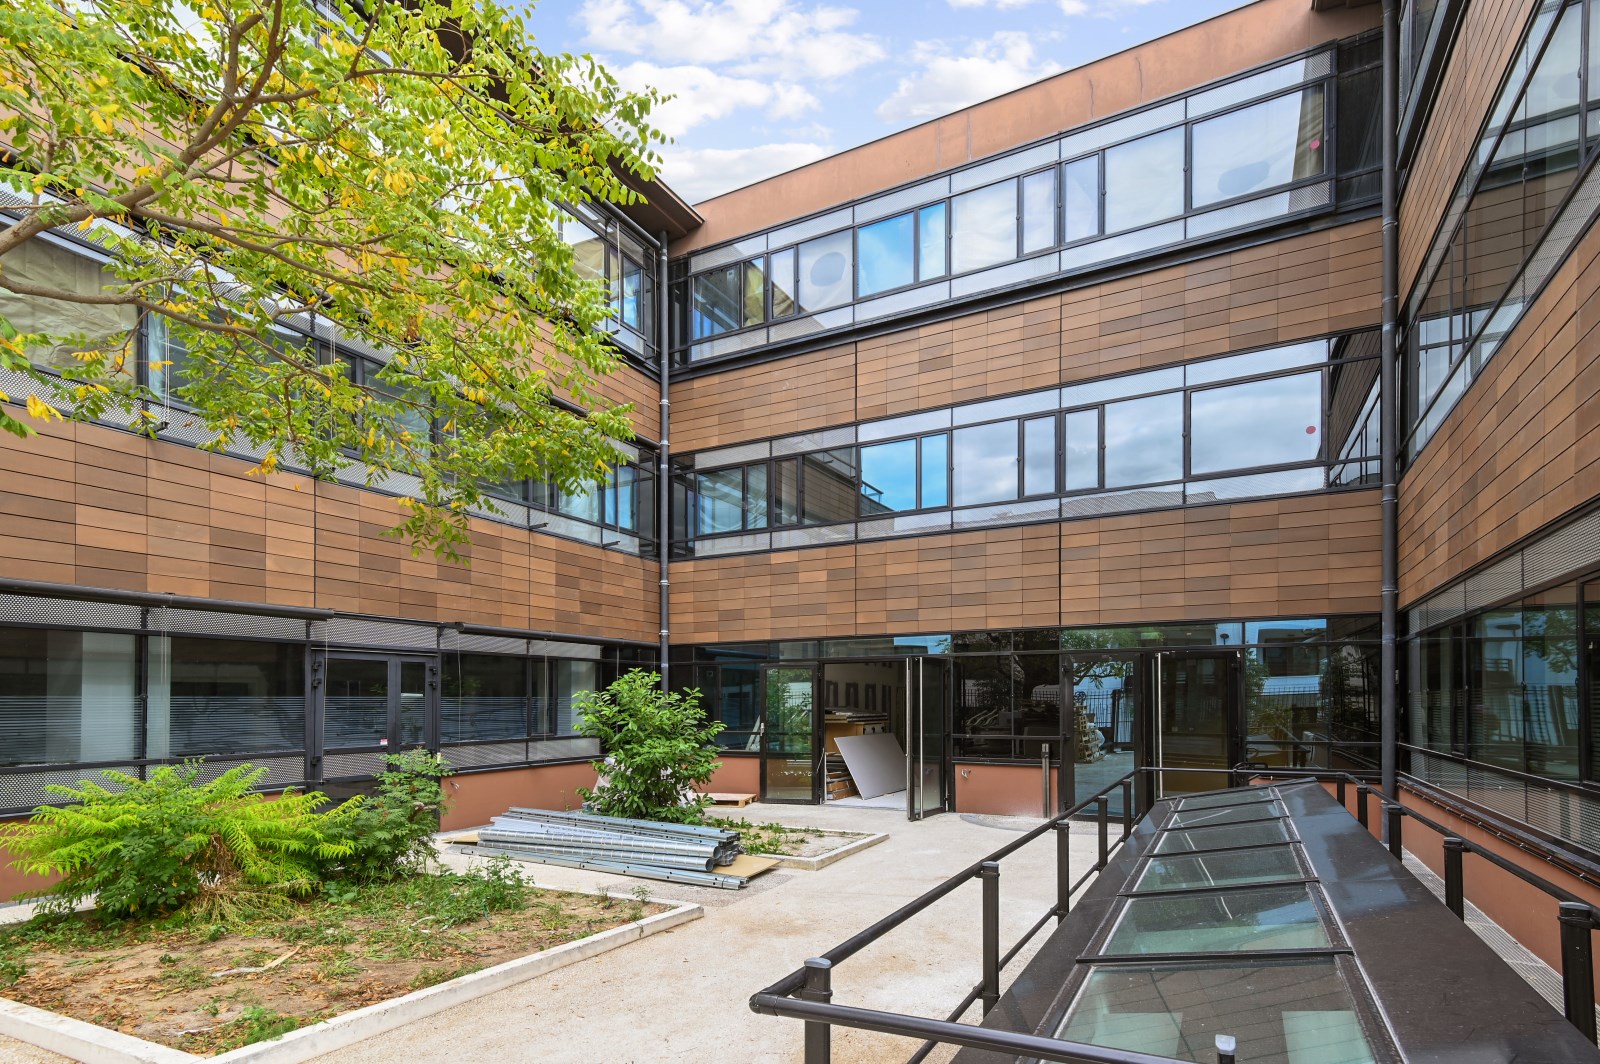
[520,0,1257,203]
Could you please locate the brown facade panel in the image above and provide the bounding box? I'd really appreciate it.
[1398,213,1600,605]
[671,344,857,453]
[1398,0,1532,296]
[674,0,1378,254]
[0,419,658,642]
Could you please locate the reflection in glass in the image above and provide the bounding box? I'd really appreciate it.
[953,420,1019,506]
[921,433,949,508]
[696,467,744,535]
[1135,846,1303,892]
[561,214,607,284]
[770,248,798,318]
[802,449,858,524]
[1469,585,1580,780]
[919,203,947,279]
[1153,818,1293,854]
[952,180,1018,274]
[1104,128,1184,233]
[1190,372,1322,475]
[619,260,642,329]
[1104,885,1328,955]
[743,259,766,327]
[1169,802,1286,828]
[858,213,916,296]
[1191,87,1326,208]
[1064,409,1100,491]
[746,464,769,529]
[1059,959,1375,1064]
[764,667,815,801]
[1023,415,1057,496]
[774,457,800,525]
[551,658,597,736]
[1022,169,1057,253]
[1064,156,1100,243]
[798,231,854,312]
[691,265,742,339]
[1104,393,1183,487]
[953,654,1013,758]
[860,438,918,514]
[147,637,303,759]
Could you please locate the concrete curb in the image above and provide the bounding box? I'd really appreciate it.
[770,831,888,871]
[0,900,702,1064]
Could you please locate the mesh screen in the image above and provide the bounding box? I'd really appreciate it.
[312,617,437,650]
[0,595,141,630]
[441,742,529,770]
[150,607,307,641]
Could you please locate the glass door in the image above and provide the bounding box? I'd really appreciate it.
[1155,650,1242,797]
[762,665,818,802]
[907,657,950,820]
[317,653,437,783]
[1064,652,1144,816]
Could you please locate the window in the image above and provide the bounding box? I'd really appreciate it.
[743,258,767,327]
[769,248,798,318]
[1104,393,1183,486]
[920,433,950,508]
[691,265,742,339]
[918,204,948,279]
[1190,87,1326,208]
[802,449,858,524]
[0,239,138,377]
[152,637,305,757]
[858,213,916,296]
[745,464,769,529]
[797,231,853,312]
[551,658,598,737]
[1063,157,1100,243]
[1104,128,1185,232]
[1022,416,1057,496]
[697,467,745,535]
[1021,169,1057,253]
[953,420,1019,506]
[774,457,800,524]
[951,180,1018,274]
[1064,409,1100,491]
[561,213,608,285]
[1189,372,1322,475]
[0,628,139,766]
[860,438,918,514]
[441,654,527,742]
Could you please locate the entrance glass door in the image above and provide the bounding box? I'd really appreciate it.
[907,657,949,819]
[1155,651,1242,797]
[318,654,437,783]
[763,665,818,802]
[1064,653,1143,816]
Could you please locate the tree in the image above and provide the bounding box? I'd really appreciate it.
[0,0,664,556]
[575,670,723,825]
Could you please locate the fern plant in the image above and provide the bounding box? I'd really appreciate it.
[0,763,358,919]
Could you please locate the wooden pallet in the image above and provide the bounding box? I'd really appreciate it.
[704,792,757,807]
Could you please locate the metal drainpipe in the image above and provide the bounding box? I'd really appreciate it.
[657,233,672,691]
[1380,0,1400,797]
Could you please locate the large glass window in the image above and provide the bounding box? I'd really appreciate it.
[802,449,858,524]
[953,420,1020,506]
[1022,415,1057,496]
[691,265,742,340]
[860,438,918,514]
[918,204,948,280]
[1063,156,1101,243]
[769,248,798,318]
[1190,87,1326,208]
[858,213,916,297]
[1104,129,1185,233]
[951,180,1018,274]
[153,638,305,757]
[797,231,854,313]
[1104,393,1183,487]
[953,654,1013,758]
[921,434,949,508]
[1190,372,1322,475]
[1064,408,1101,491]
[0,239,138,377]
[551,658,598,737]
[0,628,139,766]
[1469,586,1580,780]
[441,654,527,743]
[1021,169,1057,253]
[697,468,746,535]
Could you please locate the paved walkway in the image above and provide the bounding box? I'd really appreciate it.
[0,803,1107,1064]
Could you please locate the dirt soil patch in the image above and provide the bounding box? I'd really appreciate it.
[711,819,868,858]
[0,866,665,1056]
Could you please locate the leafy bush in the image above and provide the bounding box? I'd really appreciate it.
[575,670,722,824]
[0,764,356,920]
[326,749,452,883]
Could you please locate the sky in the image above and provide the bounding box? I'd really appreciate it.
[519,0,1258,204]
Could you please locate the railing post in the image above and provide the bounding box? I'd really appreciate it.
[979,861,1001,1015]
[1559,902,1597,1045]
[1056,821,1072,922]
[1443,837,1465,919]
[799,958,833,1064]
[1096,795,1110,870]
[1385,802,1403,859]
[1336,776,1347,809]
[1215,1033,1238,1064]
[1121,778,1134,839]
[1357,783,1370,829]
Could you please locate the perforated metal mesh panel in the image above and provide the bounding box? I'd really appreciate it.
[853,176,949,224]
[1524,506,1600,586]
[0,594,141,631]
[529,737,600,761]
[857,511,955,540]
[322,751,388,779]
[1186,467,1324,503]
[0,765,137,814]
[191,756,306,791]
[951,498,1061,531]
[1410,752,1600,854]
[1463,555,1523,613]
[312,617,437,650]
[688,235,768,274]
[441,742,528,770]
[150,607,308,641]
[854,281,950,324]
[771,524,855,549]
[441,631,528,655]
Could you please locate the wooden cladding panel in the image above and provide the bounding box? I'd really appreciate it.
[1398,218,1600,606]
[671,345,856,453]
[593,362,662,441]
[1399,0,1531,296]
[0,419,658,642]
[669,492,1382,643]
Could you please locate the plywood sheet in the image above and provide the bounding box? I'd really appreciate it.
[835,732,906,799]
[719,853,781,879]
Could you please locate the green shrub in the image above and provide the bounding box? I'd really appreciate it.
[575,670,723,824]
[0,764,356,920]
[325,749,452,883]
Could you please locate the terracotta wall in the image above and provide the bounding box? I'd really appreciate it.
[0,835,58,905]
[0,417,659,641]
[1398,208,1600,605]
[440,762,600,831]
[676,0,1377,243]
[954,762,1057,817]
[703,755,760,798]
[1399,0,1532,297]
[670,491,1381,644]
[672,220,1382,455]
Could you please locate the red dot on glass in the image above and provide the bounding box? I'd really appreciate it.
[1305,426,1317,434]
[1310,138,1321,149]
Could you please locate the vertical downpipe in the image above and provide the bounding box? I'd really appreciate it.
[1380,0,1401,798]
[657,234,672,692]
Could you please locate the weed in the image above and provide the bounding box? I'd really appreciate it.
[0,948,24,987]
[595,883,614,908]
[160,964,211,990]
[409,965,455,989]
[232,1005,299,1047]
[629,885,653,904]
[157,953,179,966]
[535,902,573,931]
[319,953,361,980]
[199,997,222,1017]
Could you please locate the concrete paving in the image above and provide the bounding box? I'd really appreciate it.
[0,803,1113,1064]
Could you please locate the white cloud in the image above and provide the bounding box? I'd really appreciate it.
[659,142,836,202]
[607,60,818,138]
[944,0,1151,11]
[947,0,1044,8]
[875,31,1063,125]
[577,0,884,80]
